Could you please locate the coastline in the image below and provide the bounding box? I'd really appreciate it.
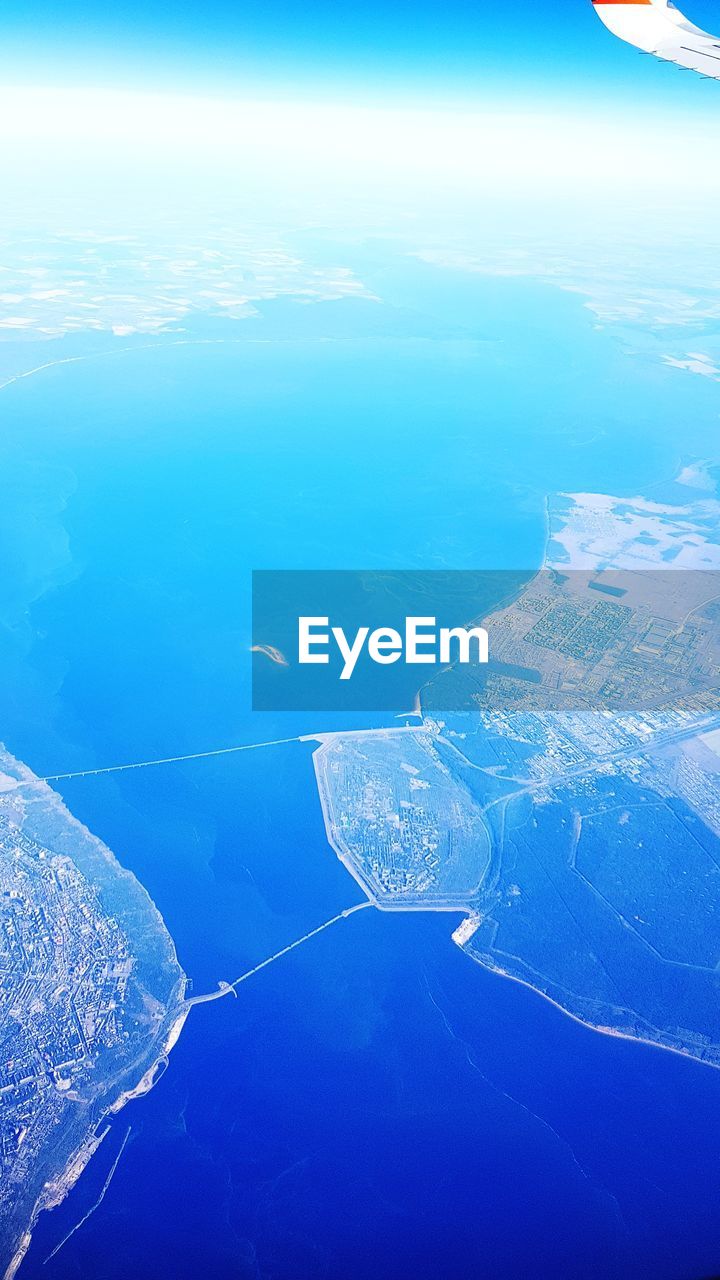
[307,482,720,1074]
[0,745,189,1278]
[3,992,189,1280]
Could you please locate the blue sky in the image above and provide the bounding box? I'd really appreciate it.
[4,0,720,105]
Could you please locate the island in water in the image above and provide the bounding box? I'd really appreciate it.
[313,477,720,1070]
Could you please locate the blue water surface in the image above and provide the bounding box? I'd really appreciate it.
[2,267,720,1279]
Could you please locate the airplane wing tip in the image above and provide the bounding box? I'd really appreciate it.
[592,0,720,80]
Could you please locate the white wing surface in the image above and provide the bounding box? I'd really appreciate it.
[592,0,720,78]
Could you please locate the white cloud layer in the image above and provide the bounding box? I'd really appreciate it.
[2,85,720,204]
